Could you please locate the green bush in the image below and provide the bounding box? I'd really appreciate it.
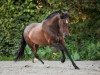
[0,0,100,60]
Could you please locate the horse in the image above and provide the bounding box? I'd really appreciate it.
[15,10,79,69]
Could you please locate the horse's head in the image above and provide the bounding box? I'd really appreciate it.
[44,10,71,37]
[59,12,70,37]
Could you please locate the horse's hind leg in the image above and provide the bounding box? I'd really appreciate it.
[31,44,44,64]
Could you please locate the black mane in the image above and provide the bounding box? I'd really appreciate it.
[45,10,62,19]
[45,10,69,20]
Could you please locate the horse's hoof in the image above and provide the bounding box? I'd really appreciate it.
[46,64,50,68]
[75,66,80,69]
[61,58,65,63]
[41,61,44,64]
[32,58,38,63]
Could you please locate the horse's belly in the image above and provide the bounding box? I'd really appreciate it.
[31,34,48,45]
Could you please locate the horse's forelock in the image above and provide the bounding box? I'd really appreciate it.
[60,12,70,19]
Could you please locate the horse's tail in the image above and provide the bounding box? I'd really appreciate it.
[15,33,26,61]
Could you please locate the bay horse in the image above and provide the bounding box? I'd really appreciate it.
[15,10,79,69]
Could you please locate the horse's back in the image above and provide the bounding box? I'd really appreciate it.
[24,23,37,35]
[23,23,38,44]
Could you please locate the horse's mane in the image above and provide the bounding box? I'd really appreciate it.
[45,10,62,20]
[45,10,70,20]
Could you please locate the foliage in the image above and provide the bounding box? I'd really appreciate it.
[0,0,100,60]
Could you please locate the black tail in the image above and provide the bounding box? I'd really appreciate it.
[15,33,26,61]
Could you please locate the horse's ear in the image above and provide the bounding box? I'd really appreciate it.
[60,11,70,19]
[60,13,63,19]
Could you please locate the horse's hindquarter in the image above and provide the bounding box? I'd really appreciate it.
[24,23,48,45]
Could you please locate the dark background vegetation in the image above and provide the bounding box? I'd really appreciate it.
[0,0,100,60]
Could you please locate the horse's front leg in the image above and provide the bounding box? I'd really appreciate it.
[61,50,66,63]
[51,43,66,63]
[59,44,80,69]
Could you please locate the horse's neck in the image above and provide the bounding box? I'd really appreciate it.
[48,15,60,26]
